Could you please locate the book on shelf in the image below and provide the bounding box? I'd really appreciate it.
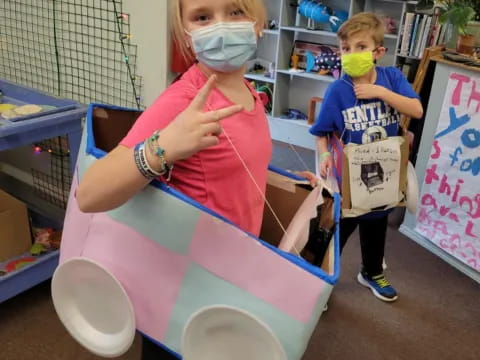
[408,14,421,56]
[417,15,432,58]
[428,8,442,49]
[399,12,415,56]
[397,7,445,60]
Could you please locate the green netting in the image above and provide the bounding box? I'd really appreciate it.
[0,0,143,108]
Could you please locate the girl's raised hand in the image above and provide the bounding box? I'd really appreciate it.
[159,75,243,163]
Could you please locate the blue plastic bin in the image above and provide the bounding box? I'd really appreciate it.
[0,78,86,303]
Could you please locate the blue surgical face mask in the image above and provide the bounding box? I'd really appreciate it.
[186,22,257,73]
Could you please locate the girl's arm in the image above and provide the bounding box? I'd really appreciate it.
[76,145,163,213]
[76,75,242,213]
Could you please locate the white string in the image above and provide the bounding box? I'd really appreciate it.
[287,142,311,172]
[222,128,301,256]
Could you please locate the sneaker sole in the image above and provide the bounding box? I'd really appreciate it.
[357,273,398,302]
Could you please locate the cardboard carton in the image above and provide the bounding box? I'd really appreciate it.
[0,188,32,262]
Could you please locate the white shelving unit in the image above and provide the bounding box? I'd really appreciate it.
[248,0,415,155]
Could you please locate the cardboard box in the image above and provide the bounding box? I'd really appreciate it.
[0,188,32,262]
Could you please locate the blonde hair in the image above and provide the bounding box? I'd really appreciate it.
[337,12,385,46]
[171,0,266,67]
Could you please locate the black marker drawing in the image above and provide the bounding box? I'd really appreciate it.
[361,161,384,189]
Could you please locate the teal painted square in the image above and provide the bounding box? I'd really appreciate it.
[108,186,200,254]
[164,264,322,360]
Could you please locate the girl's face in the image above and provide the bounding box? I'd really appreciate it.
[182,0,255,34]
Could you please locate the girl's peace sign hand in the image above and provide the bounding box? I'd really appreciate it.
[159,75,243,164]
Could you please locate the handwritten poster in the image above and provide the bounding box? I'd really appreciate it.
[347,138,402,210]
[415,72,480,272]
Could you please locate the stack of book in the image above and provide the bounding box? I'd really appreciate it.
[398,8,446,59]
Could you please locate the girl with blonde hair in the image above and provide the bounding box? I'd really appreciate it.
[76,0,269,358]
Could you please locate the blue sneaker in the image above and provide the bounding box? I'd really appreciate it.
[357,272,398,302]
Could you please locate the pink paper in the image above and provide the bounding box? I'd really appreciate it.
[189,214,324,323]
[279,186,322,253]
[59,178,93,263]
[82,213,189,341]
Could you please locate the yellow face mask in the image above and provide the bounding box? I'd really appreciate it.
[341,51,375,78]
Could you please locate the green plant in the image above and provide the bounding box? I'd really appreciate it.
[465,0,480,21]
[438,0,477,35]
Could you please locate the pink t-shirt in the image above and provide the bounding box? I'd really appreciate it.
[121,64,272,236]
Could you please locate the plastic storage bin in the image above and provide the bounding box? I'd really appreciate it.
[0,78,86,303]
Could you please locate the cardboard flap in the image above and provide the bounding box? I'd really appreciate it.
[0,189,32,262]
[260,171,311,247]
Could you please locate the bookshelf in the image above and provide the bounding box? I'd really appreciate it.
[249,0,417,162]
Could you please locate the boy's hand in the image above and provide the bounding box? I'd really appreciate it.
[319,155,333,178]
[354,84,386,100]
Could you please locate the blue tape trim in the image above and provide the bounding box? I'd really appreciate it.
[332,192,341,283]
[83,103,341,285]
[137,331,182,359]
[268,164,308,181]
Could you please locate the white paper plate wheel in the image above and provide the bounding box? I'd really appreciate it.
[51,257,136,358]
[406,161,419,214]
[182,305,287,360]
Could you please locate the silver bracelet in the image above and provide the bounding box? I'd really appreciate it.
[134,142,160,179]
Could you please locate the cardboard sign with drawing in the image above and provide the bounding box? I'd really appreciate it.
[341,136,409,217]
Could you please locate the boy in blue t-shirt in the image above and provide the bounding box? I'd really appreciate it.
[310,12,423,302]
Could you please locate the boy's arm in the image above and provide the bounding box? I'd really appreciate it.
[317,135,329,154]
[316,135,333,178]
[354,84,423,119]
[309,82,343,177]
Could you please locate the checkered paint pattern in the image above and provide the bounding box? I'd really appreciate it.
[59,110,338,360]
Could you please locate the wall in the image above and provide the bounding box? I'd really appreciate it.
[125,0,171,106]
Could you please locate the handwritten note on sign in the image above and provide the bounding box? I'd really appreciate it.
[415,72,480,272]
[346,138,402,210]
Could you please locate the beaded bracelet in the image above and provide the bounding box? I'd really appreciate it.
[134,142,162,179]
[145,131,173,181]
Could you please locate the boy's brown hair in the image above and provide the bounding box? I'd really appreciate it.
[337,12,385,46]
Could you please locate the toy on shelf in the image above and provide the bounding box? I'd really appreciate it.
[292,41,341,78]
[281,108,308,121]
[266,19,278,30]
[30,227,63,255]
[381,15,397,35]
[246,58,275,78]
[250,62,267,74]
[250,81,273,114]
[5,257,37,273]
[298,1,348,33]
[305,48,341,79]
[289,52,305,73]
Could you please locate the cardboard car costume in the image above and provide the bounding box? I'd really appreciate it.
[54,104,341,359]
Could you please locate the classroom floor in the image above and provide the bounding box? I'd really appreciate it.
[1,219,479,360]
